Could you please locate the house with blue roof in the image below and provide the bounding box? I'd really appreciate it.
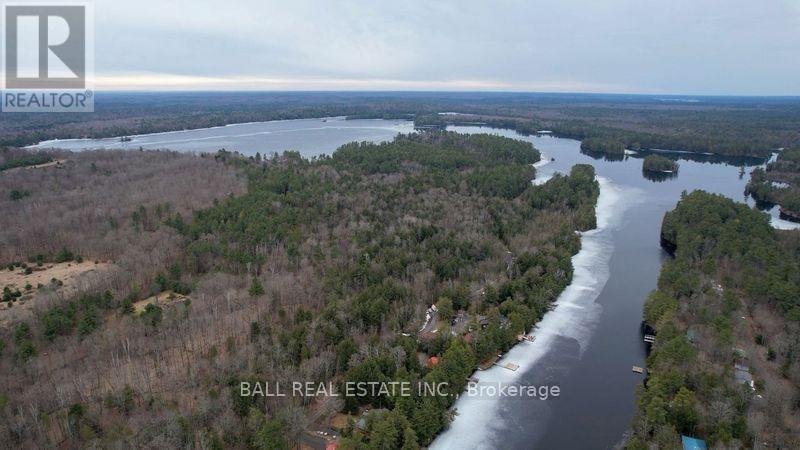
[682,435,707,450]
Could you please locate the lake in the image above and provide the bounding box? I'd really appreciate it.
[27,117,415,157]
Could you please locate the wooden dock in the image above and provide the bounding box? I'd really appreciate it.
[632,366,645,374]
[498,362,520,371]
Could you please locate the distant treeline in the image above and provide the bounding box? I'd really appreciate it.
[580,137,626,155]
[6,92,800,158]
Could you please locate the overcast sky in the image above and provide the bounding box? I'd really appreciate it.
[92,0,800,95]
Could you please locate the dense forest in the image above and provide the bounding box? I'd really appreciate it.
[0,132,599,448]
[6,92,800,158]
[627,191,800,449]
[746,148,800,220]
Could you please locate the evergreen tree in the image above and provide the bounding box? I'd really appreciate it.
[249,278,265,297]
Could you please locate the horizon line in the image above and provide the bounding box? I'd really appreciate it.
[88,89,800,99]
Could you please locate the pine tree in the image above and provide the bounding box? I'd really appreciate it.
[249,278,265,297]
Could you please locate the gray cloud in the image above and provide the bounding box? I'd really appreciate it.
[92,0,800,94]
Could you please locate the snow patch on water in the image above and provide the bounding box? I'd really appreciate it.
[531,173,554,186]
[533,151,551,169]
[430,177,643,450]
[531,152,554,185]
[754,204,800,231]
[771,215,800,230]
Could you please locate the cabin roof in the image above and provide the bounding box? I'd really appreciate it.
[681,435,707,450]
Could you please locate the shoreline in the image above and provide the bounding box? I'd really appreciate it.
[25,116,407,150]
[431,176,637,449]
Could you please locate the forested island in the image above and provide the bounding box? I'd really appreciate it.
[746,148,800,221]
[627,191,800,449]
[0,132,600,448]
[642,154,679,174]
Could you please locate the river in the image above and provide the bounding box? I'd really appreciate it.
[433,126,797,449]
[29,118,799,449]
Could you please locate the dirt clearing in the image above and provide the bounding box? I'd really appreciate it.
[0,260,114,317]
